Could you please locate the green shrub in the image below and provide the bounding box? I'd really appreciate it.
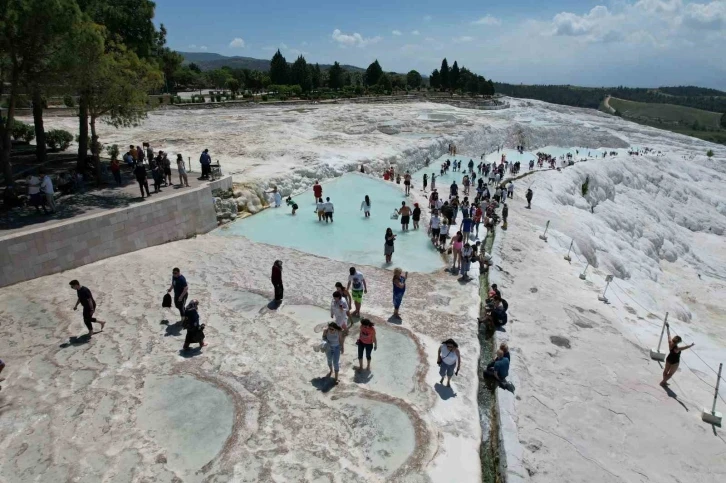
[216,95,222,102]
[46,129,73,151]
[261,94,268,101]
[63,95,75,108]
[106,144,120,160]
[10,120,35,142]
[707,149,714,158]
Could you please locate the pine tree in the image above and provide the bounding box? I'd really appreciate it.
[365,60,383,86]
[290,55,312,91]
[269,49,289,85]
[450,61,460,91]
[378,74,392,92]
[430,69,441,89]
[721,112,726,129]
[406,70,422,89]
[440,58,449,90]
[328,61,344,90]
[311,63,322,89]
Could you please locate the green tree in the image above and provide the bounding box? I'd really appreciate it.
[76,0,158,58]
[290,55,312,92]
[430,69,441,89]
[721,112,726,129]
[269,49,288,85]
[225,78,241,94]
[189,62,201,73]
[406,70,422,89]
[207,68,231,88]
[328,61,343,90]
[158,47,183,92]
[378,74,392,93]
[440,58,449,90]
[450,61,460,90]
[70,23,162,184]
[310,63,322,90]
[365,59,383,86]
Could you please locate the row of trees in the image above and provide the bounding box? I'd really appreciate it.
[430,58,495,96]
[0,0,171,184]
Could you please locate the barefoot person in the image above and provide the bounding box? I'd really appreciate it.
[360,195,371,218]
[660,324,694,386]
[346,267,367,317]
[412,203,421,230]
[384,228,396,264]
[404,170,412,195]
[70,280,106,336]
[322,322,342,383]
[335,282,352,308]
[397,201,412,231]
[313,180,323,204]
[357,318,377,372]
[271,260,284,305]
[330,291,350,353]
[392,268,408,319]
[437,339,460,387]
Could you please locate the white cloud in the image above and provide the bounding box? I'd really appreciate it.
[453,36,475,43]
[424,15,432,22]
[331,29,382,48]
[200,45,208,51]
[188,44,209,51]
[392,30,402,36]
[411,30,420,35]
[472,15,501,26]
[229,37,246,48]
[682,1,726,30]
[280,42,289,50]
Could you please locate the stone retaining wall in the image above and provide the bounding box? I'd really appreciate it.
[0,176,232,288]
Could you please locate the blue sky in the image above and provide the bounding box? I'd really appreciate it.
[156,0,726,89]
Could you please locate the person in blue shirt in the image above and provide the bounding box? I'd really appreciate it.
[460,214,473,244]
[167,267,189,320]
[485,349,510,384]
[199,149,212,179]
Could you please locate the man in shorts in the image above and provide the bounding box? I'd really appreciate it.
[70,280,105,336]
[346,267,367,317]
[397,201,411,231]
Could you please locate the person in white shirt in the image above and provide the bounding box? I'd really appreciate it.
[438,220,449,250]
[26,173,47,213]
[330,291,350,353]
[323,197,334,223]
[346,267,367,317]
[315,198,325,221]
[360,195,371,218]
[39,171,56,213]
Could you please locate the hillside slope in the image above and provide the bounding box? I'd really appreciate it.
[178,51,364,73]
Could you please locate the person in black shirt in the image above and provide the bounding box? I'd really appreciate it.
[70,280,106,335]
[133,163,151,198]
[167,268,189,320]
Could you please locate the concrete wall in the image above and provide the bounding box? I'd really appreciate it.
[0,176,233,288]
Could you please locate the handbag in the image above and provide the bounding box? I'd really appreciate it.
[162,293,172,308]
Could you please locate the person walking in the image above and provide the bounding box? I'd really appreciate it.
[330,291,350,353]
[460,242,473,279]
[133,162,151,198]
[271,260,284,305]
[322,322,342,383]
[70,280,106,336]
[384,228,396,264]
[176,154,190,187]
[422,173,428,192]
[199,149,212,179]
[27,171,47,214]
[437,339,460,387]
[460,215,473,243]
[162,152,172,186]
[412,203,421,230]
[357,318,377,372]
[167,268,189,321]
[182,300,207,351]
[502,202,509,229]
[313,180,323,204]
[660,324,694,386]
[360,195,371,218]
[526,188,533,209]
[110,158,122,186]
[346,267,367,317]
[449,231,464,272]
[397,201,411,231]
[429,210,441,247]
[39,170,56,213]
[392,268,408,319]
[316,197,325,221]
[507,182,514,199]
[404,170,412,195]
[323,197,334,223]
[335,282,352,308]
[431,172,436,191]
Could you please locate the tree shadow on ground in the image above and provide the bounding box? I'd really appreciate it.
[434,382,457,400]
[661,384,689,412]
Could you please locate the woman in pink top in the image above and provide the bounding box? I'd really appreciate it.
[357,318,378,372]
[450,231,464,272]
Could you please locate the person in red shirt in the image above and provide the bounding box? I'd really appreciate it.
[313,180,322,203]
[357,318,378,372]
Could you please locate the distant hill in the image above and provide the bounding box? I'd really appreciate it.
[178,52,365,73]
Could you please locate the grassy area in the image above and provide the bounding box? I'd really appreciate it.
[607,97,722,129]
[605,97,726,145]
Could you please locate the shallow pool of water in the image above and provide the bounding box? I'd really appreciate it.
[220,173,445,273]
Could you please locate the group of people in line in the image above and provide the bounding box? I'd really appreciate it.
[127,144,215,198]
